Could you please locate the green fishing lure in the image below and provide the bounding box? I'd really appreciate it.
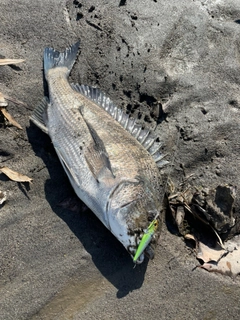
[133,219,159,263]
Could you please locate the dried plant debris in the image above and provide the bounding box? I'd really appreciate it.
[0,166,32,183]
[191,185,236,234]
[0,191,7,205]
[188,234,240,277]
[1,91,29,109]
[0,107,23,129]
[167,184,239,277]
[0,58,25,66]
[3,94,29,108]
[0,58,26,124]
[0,92,8,107]
[199,236,240,276]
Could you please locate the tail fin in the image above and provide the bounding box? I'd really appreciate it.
[44,41,80,79]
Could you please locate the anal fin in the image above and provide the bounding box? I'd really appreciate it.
[30,97,49,134]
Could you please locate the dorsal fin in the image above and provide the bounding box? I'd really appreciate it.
[71,83,167,168]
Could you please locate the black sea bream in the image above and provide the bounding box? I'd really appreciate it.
[30,41,167,263]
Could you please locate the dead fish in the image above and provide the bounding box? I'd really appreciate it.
[30,41,167,263]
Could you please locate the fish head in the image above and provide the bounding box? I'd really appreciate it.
[107,178,162,264]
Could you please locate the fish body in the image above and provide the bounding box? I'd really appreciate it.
[31,41,167,263]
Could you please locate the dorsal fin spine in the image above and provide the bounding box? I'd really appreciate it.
[152,152,164,162]
[127,118,136,133]
[123,115,129,129]
[148,142,162,156]
[143,137,155,150]
[117,109,123,122]
[138,129,150,144]
[133,124,142,139]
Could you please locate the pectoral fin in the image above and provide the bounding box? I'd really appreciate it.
[80,109,115,183]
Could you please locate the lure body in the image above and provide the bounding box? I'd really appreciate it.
[133,219,159,263]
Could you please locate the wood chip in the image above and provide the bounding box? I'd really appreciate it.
[0,107,23,129]
[0,166,32,183]
[0,58,25,66]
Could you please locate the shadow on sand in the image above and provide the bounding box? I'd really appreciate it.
[27,123,148,298]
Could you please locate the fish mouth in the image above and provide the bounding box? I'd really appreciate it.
[133,253,145,264]
[128,242,156,264]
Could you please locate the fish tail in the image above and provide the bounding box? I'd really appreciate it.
[44,40,80,79]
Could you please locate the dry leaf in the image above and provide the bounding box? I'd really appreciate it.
[200,236,240,277]
[0,92,8,107]
[0,58,25,66]
[197,241,226,263]
[0,166,32,183]
[188,232,240,277]
[0,107,23,129]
